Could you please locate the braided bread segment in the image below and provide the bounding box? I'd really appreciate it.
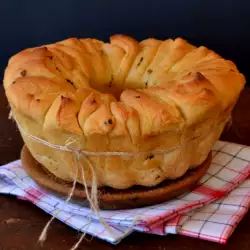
[3,35,246,189]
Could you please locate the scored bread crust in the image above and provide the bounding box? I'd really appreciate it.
[3,35,246,189]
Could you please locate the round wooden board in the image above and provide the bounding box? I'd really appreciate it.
[21,145,212,210]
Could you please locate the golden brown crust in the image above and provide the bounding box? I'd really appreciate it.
[125,38,162,89]
[3,35,246,189]
[120,89,184,136]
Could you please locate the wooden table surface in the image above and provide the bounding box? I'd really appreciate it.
[1,86,250,250]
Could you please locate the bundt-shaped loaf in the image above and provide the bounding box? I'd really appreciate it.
[3,35,246,189]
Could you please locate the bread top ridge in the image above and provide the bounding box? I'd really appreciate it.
[3,35,246,149]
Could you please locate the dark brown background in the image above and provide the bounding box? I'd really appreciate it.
[0,86,250,250]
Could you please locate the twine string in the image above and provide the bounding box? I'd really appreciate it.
[12,116,230,249]
[38,159,79,245]
[14,122,141,249]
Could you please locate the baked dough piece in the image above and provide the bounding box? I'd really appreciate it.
[3,35,245,189]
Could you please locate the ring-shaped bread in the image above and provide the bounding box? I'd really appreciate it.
[3,35,245,189]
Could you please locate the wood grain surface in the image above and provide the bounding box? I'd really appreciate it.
[1,86,250,250]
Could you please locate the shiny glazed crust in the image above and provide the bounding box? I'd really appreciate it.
[3,35,246,189]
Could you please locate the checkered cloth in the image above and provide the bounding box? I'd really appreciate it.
[0,140,250,245]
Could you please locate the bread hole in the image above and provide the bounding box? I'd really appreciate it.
[66,79,74,86]
[104,118,113,126]
[137,57,144,67]
[55,67,61,72]
[88,69,153,100]
[145,153,154,160]
[155,175,161,180]
[108,76,113,88]
[20,70,27,77]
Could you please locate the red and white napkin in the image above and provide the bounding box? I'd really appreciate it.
[0,140,250,245]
